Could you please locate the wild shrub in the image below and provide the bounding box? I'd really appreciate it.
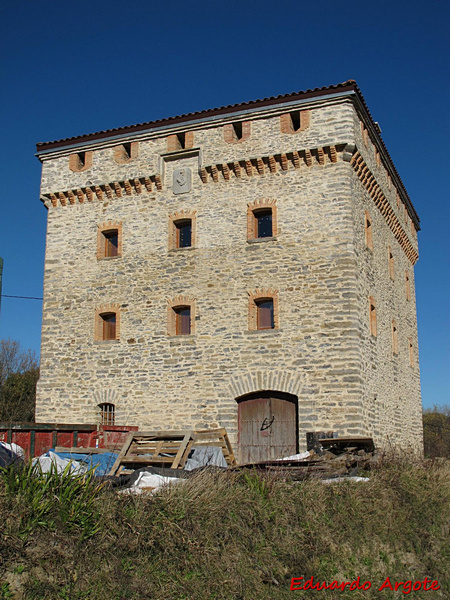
[0,460,105,540]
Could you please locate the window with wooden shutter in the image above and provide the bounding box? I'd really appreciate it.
[248,288,279,331]
[104,230,119,257]
[256,299,274,330]
[97,221,122,259]
[174,306,191,335]
[102,313,116,340]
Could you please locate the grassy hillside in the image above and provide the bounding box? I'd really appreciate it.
[1,458,449,600]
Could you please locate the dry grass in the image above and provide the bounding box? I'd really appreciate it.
[1,458,449,599]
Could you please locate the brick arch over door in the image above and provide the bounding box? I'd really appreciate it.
[236,390,298,464]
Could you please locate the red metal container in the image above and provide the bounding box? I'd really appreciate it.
[0,423,138,459]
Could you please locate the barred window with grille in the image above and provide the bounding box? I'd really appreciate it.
[99,403,115,425]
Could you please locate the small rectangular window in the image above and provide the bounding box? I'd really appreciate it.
[99,403,115,425]
[255,209,273,238]
[365,211,373,251]
[176,221,192,248]
[290,111,301,132]
[256,299,274,330]
[104,230,119,257]
[409,338,414,367]
[392,320,398,355]
[232,122,243,140]
[177,133,186,149]
[405,271,411,301]
[77,152,86,169]
[388,247,395,280]
[175,306,191,335]
[122,143,132,159]
[369,297,377,337]
[102,313,116,340]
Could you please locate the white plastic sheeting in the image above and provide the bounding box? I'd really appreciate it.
[322,477,370,484]
[120,472,184,495]
[0,441,25,459]
[275,451,310,461]
[32,451,87,475]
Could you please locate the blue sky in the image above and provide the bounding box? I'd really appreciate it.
[0,0,448,409]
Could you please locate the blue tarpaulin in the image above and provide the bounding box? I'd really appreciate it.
[48,450,118,476]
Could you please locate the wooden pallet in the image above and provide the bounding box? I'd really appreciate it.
[108,428,236,476]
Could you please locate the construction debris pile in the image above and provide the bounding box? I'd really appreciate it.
[236,437,379,482]
[1,432,379,493]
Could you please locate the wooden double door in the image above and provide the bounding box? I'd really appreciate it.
[237,394,298,464]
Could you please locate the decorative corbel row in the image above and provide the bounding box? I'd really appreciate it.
[43,173,163,207]
[199,145,340,184]
[349,150,418,265]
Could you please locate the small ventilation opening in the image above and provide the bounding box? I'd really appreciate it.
[123,142,132,159]
[290,111,301,132]
[177,133,186,149]
[77,152,86,168]
[233,122,243,140]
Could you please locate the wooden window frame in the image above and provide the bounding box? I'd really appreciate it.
[256,299,275,330]
[175,219,192,248]
[174,306,191,335]
[364,211,373,251]
[102,313,116,340]
[169,211,196,250]
[248,288,279,331]
[167,295,196,336]
[97,221,122,259]
[247,199,277,240]
[369,296,377,337]
[95,304,120,341]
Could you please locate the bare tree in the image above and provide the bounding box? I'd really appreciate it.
[0,339,39,422]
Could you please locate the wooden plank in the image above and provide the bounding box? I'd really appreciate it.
[108,432,135,476]
[178,440,194,468]
[120,456,175,464]
[54,446,111,454]
[171,431,192,469]
[109,428,236,474]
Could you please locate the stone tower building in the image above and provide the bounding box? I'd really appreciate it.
[35,80,422,460]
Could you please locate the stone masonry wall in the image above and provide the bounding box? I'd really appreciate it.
[349,115,422,450]
[36,95,422,455]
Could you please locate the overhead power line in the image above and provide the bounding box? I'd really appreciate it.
[1,294,43,300]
